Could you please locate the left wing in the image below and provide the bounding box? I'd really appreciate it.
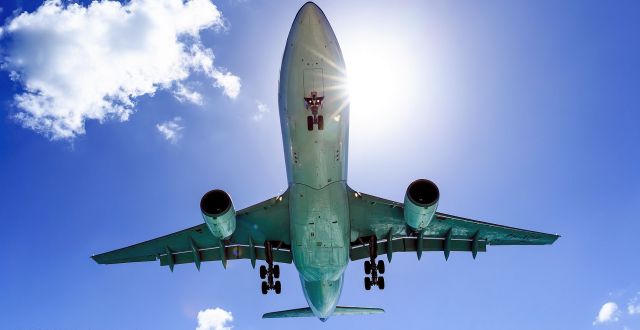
[92,191,291,270]
[347,186,559,261]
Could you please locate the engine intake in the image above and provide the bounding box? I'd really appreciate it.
[200,189,236,239]
[404,179,440,231]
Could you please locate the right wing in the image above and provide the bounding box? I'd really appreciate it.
[92,190,291,270]
[348,187,559,261]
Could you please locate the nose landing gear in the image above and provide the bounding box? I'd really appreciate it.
[304,91,325,131]
[363,235,386,291]
[260,241,282,295]
[307,115,324,131]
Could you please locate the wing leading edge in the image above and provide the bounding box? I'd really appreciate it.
[92,190,292,270]
[347,186,559,261]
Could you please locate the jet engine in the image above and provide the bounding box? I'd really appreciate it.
[200,189,236,239]
[403,179,440,231]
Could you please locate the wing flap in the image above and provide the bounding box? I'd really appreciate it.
[349,237,487,261]
[159,245,293,266]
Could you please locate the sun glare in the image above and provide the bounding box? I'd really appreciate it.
[342,34,417,139]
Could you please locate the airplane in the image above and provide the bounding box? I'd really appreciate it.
[92,2,560,321]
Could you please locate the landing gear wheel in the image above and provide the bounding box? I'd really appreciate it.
[364,277,372,290]
[259,265,267,279]
[377,260,385,274]
[261,281,268,294]
[317,115,324,130]
[273,264,280,278]
[274,281,282,294]
[364,260,371,275]
[307,116,314,131]
[378,276,385,290]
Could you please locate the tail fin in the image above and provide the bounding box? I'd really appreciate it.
[262,306,384,319]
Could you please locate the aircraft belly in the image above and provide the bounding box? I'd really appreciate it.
[290,182,349,282]
[278,0,349,190]
[278,1,352,312]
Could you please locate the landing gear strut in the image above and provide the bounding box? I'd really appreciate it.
[260,241,281,294]
[304,91,325,131]
[364,235,385,291]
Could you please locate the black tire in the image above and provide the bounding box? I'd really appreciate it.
[364,277,372,290]
[273,265,280,278]
[261,281,268,294]
[377,260,385,274]
[307,116,314,131]
[364,260,371,275]
[378,276,385,290]
[317,115,324,130]
[259,265,267,279]
[274,281,282,294]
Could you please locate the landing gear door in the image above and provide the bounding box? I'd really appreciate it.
[303,68,324,99]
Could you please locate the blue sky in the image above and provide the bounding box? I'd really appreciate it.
[1,0,639,329]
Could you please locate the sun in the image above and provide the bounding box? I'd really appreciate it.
[342,33,417,140]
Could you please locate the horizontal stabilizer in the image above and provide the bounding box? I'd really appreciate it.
[262,306,384,319]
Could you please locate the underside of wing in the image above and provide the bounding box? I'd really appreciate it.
[429,212,559,245]
[347,186,559,261]
[92,190,292,270]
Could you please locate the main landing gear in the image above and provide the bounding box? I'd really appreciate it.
[363,235,385,291]
[260,241,281,295]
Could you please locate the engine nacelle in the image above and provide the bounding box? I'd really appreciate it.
[404,179,440,231]
[200,189,236,239]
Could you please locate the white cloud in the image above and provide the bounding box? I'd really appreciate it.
[211,68,241,99]
[0,0,241,140]
[629,293,640,315]
[174,82,203,105]
[196,307,233,330]
[156,117,183,143]
[252,100,270,121]
[594,302,620,325]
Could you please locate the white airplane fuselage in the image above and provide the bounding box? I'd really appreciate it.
[278,2,351,319]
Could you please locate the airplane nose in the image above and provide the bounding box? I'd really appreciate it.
[294,2,328,27]
[296,1,324,24]
[286,1,338,55]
